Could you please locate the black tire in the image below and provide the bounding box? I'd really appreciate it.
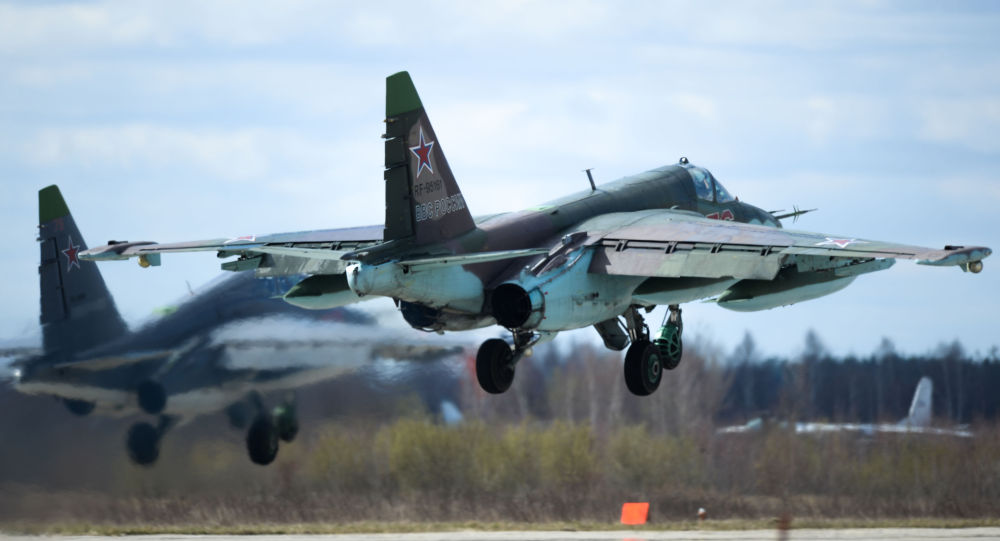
[624,339,662,396]
[246,414,279,466]
[476,338,515,394]
[63,398,95,416]
[126,422,160,466]
[137,380,167,415]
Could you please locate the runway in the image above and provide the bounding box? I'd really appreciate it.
[5,529,1000,541]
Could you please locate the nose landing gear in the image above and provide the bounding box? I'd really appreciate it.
[623,305,683,396]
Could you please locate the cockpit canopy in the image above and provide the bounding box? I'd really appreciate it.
[682,163,735,204]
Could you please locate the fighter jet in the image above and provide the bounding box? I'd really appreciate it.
[717,377,973,438]
[14,186,459,466]
[82,71,992,399]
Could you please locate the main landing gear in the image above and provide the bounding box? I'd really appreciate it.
[622,304,683,396]
[476,330,547,394]
[244,393,299,466]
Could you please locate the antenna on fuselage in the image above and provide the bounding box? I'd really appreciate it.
[584,168,596,191]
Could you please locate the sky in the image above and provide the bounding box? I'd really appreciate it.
[1,0,998,358]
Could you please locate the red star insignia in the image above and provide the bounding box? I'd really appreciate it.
[62,235,81,272]
[409,126,435,178]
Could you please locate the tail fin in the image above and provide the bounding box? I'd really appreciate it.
[382,71,476,245]
[38,186,128,356]
[904,376,933,427]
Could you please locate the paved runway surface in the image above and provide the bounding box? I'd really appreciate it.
[5,529,1000,541]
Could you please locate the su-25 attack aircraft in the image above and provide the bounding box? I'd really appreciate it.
[83,71,992,398]
[15,186,457,466]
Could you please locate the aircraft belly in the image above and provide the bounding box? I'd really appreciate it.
[536,273,639,332]
[164,361,366,418]
[717,276,856,312]
[527,250,643,332]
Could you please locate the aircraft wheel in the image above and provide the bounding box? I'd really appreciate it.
[63,398,95,416]
[273,403,299,443]
[653,322,683,370]
[246,414,279,466]
[476,338,515,394]
[624,339,662,397]
[137,380,167,415]
[126,422,160,466]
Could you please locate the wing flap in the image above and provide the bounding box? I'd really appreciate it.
[590,239,783,280]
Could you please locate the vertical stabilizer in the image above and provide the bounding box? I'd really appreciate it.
[382,71,476,245]
[904,376,933,427]
[38,185,128,356]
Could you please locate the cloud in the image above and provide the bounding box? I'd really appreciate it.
[24,124,335,183]
[917,98,1000,153]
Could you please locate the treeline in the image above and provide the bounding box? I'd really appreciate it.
[458,331,999,433]
[718,332,1000,424]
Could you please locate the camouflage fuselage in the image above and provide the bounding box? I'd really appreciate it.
[349,163,777,331]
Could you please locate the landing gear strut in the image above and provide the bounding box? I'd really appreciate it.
[137,380,167,415]
[476,330,544,394]
[126,415,174,466]
[622,304,683,396]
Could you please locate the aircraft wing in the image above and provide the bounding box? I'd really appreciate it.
[80,225,384,275]
[584,209,992,280]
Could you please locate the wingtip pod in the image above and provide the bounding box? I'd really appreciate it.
[386,71,423,118]
[916,246,991,273]
[39,185,70,224]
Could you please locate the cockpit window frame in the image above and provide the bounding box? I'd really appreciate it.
[682,163,735,205]
[713,176,735,204]
[687,166,715,202]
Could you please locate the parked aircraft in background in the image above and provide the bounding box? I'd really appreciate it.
[12,186,460,466]
[717,377,973,438]
[82,71,991,400]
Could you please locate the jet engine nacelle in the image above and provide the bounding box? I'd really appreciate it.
[490,247,640,332]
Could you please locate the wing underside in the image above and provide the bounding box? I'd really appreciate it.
[81,225,385,276]
[583,210,991,280]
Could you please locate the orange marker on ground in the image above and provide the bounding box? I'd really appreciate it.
[620,502,650,525]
